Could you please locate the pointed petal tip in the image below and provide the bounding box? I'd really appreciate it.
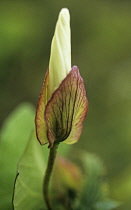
[72,65,80,72]
[59,8,70,27]
[72,65,78,68]
[60,8,70,17]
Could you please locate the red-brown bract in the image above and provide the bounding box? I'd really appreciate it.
[35,65,88,148]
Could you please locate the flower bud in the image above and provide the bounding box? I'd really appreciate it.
[35,8,88,148]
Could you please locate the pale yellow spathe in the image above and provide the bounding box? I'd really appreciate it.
[48,8,71,99]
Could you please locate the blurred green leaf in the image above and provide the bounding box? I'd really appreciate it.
[13,129,71,210]
[0,103,35,209]
[74,153,118,210]
[95,200,120,210]
[13,132,48,210]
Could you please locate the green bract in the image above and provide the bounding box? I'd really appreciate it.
[35,8,88,148]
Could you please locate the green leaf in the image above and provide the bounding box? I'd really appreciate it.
[74,153,108,210]
[0,103,35,210]
[95,200,120,210]
[13,132,70,210]
[13,132,49,210]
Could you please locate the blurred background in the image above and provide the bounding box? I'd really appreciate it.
[0,0,131,209]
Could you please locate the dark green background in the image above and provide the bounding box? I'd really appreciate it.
[0,0,131,209]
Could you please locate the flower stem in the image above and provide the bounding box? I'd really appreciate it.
[43,142,59,210]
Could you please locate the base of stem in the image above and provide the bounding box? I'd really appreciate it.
[43,142,59,210]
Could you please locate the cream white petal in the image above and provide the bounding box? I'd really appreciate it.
[48,8,71,99]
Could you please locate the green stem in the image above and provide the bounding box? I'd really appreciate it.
[43,142,59,210]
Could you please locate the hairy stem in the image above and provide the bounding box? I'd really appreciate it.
[43,142,59,210]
